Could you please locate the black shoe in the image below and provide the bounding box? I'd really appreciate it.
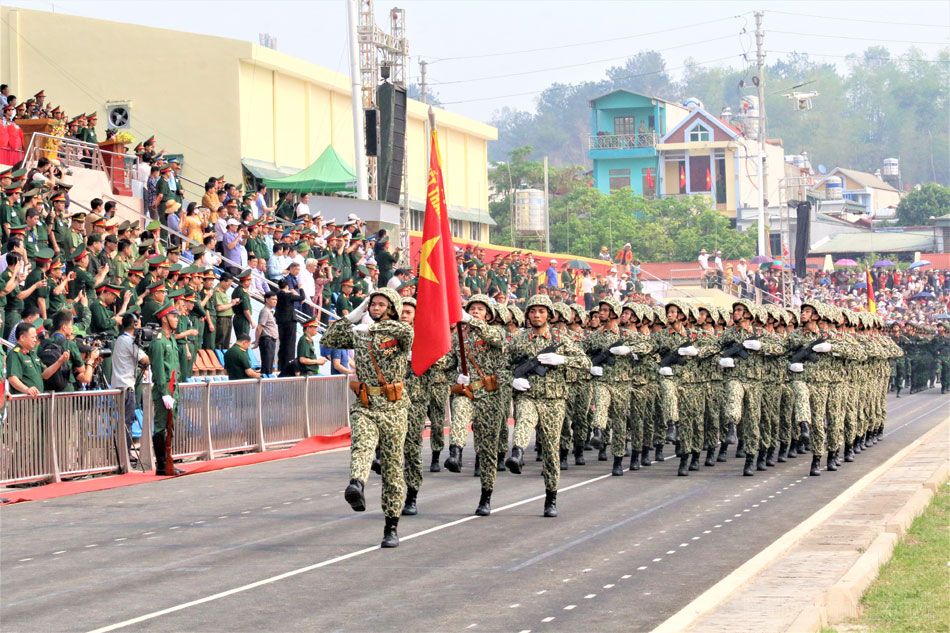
[826,452,838,472]
[674,441,683,458]
[666,420,677,443]
[834,450,842,467]
[497,451,506,471]
[725,423,738,446]
[765,447,776,467]
[430,451,442,472]
[630,451,641,471]
[735,439,746,459]
[584,429,593,451]
[444,445,462,473]
[475,488,492,516]
[641,447,652,467]
[777,442,788,463]
[854,438,863,453]
[506,447,524,474]
[756,449,767,471]
[381,516,399,548]
[677,453,690,476]
[689,451,701,471]
[344,479,366,512]
[473,455,481,478]
[371,458,381,475]
[402,487,418,516]
[612,455,624,476]
[559,448,569,471]
[743,453,755,476]
[798,421,810,440]
[598,447,608,461]
[810,454,822,476]
[788,441,798,458]
[543,490,558,517]
[704,447,716,467]
[844,443,855,462]
[590,428,604,450]
[654,445,665,462]
[574,445,586,466]
[717,442,729,462]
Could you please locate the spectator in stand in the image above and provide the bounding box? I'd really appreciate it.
[201,180,220,214]
[212,272,239,349]
[387,268,409,290]
[296,317,326,375]
[8,321,67,395]
[580,270,596,310]
[267,243,290,281]
[254,184,275,219]
[295,193,311,218]
[275,278,304,372]
[222,219,245,273]
[254,291,278,375]
[0,85,8,108]
[180,203,203,243]
[614,242,633,274]
[224,334,261,381]
[145,165,160,220]
[630,259,643,293]
[545,259,558,288]
[597,246,611,261]
[374,231,400,287]
[714,250,724,289]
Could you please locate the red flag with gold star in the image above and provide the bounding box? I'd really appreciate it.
[412,130,462,375]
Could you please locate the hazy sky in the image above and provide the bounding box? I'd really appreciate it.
[6,0,949,122]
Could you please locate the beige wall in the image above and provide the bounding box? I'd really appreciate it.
[1,6,496,220]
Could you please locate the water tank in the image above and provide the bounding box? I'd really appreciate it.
[825,176,843,200]
[514,188,545,233]
[883,158,899,177]
[682,97,704,111]
[791,155,805,169]
[740,95,759,116]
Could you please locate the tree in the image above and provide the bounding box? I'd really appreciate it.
[407,83,443,107]
[895,183,950,225]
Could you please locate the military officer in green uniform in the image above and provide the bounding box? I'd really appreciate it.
[296,317,326,375]
[141,281,167,327]
[147,300,183,476]
[335,279,356,317]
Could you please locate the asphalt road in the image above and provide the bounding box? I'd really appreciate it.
[1,392,946,633]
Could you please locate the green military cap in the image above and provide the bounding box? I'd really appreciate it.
[166,289,185,299]
[34,247,55,262]
[236,268,252,280]
[296,242,310,254]
[138,238,155,249]
[190,244,206,256]
[10,168,27,178]
[357,265,370,276]
[351,232,363,240]
[70,244,88,260]
[86,233,102,244]
[145,219,161,231]
[146,254,166,267]
[8,221,26,234]
[154,301,179,320]
[147,280,166,292]
[167,243,181,254]
[117,220,132,231]
[396,278,418,292]
[128,263,146,274]
[168,263,183,274]
[125,304,140,315]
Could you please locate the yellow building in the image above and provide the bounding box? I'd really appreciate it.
[0,6,497,240]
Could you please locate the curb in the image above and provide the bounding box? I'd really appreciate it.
[652,417,948,633]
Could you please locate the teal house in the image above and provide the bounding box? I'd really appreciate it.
[588,89,689,196]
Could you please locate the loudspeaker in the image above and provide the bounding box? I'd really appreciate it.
[794,201,812,278]
[364,109,379,157]
[376,83,407,204]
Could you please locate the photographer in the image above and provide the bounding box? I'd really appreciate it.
[39,309,95,392]
[111,312,150,453]
[8,322,67,396]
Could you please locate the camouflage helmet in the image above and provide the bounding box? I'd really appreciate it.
[700,304,718,324]
[732,298,757,321]
[552,301,573,324]
[369,287,402,317]
[653,305,668,325]
[570,303,587,323]
[623,301,645,322]
[494,303,511,325]
[664,298,691,322]
[763,304,783,323]
[525,294,555,319]
[599,296,623,319]
[508,305,525,327]
[465,294,496,320]
[401,296,416,308]
[786,308,800,326]
[801,300,824,321]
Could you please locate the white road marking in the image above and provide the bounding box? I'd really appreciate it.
[652,558,662,562]
[666,550,675,554]
[603,584,614,589]
[621,575,631,579]
[584,594,596,599]
[114,538,126,542]
[637,566,647,570]
[169,526,180,530]
[541,617,555,623]
[509,604,520,608]
[18,558,32,562]
[563,605,576,610]
[142,532,155,536]
[536,590,547,595]
[85,544,98,548]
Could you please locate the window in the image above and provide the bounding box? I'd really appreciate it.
[613,116,636,135]
[648,115,655,131]
[608,168,631,192]
[410,209,424,232]
[469,222,482,242]
[689,155,711,192]
[641,167,656,198]
[769,233,782,258]
[450,219,463,238]
[715,157,727,204]
[688,124,711,142]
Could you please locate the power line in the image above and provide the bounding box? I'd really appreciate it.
[767,49,949,63]
[428,34,739,86]
[766,9,950,29]
[419,14,750,63]
[769,29,949,45]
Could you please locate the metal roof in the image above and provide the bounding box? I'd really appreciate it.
[812,230,934,253]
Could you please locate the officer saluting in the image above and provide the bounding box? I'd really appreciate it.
[148,300,183,476]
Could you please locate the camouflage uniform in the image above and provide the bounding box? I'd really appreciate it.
[323,288,413,519]
[626,304,660,456]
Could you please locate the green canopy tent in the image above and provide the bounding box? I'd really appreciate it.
[260,145,357,194]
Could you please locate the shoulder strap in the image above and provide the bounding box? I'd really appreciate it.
[367,339,388,385]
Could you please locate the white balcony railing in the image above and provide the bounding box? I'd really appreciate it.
[588,132,658,150]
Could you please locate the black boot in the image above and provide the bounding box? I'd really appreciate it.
[612,455,624,476]
[590,427,604,450]
[677,453,690,476]
[475,488,492,516]
[787,440,798,458]
[444,445,462,473]
[756,448,767,471]
[854,437,863,453]
[584,429,593,451]
[402,487,418,516]
[654,444,665,462]
[666,420,677,443]
[459,447,465,469]
[430,451,442,472]
[689,451,701,471]
[473,455,481,477]
[743,453,755,476]
[574,445,586,466]
[543,490,558,517]
[765,447,776,467]
[844,442,855,462]
[826,451,838,472]
[152,432,184,476]
[834,449,842,467]
[810,454,822,476]
[798,421,810,440]
[735,439,746,459]
[777,442,788,463]
[497,451,506,471]
[559,448,569,471]
[381,516,399,548]
[674,441,683,458]
[724,423,738,446]
[704,447,716,467]
[717,441,729,462]
[506,446,524,474]
[630,450,641,471]
[598,446,608,461]
[641,446,652,466]
[344,479,366,512]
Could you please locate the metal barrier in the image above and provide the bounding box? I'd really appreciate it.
[22,132,133,192]
[1,376,351,485]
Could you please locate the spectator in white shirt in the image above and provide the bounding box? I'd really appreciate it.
[298,258,317,303]
[295,194,311,218]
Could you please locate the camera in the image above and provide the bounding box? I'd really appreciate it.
[134,326,155,347]
[77,333,114,359]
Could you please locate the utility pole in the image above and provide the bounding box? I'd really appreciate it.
[543,156,550,252]
[347,0,368,200]
[419,60,427,105]
[754,10,768,257]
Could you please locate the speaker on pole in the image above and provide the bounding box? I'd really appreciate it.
[794,201,812,278]
[377,83,407,205]
[364,109,379,157]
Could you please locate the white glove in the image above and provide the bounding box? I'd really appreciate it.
[788,362,804,373]
[537,352,565,366]
[609,345,631,356]
[460,311,473,323]
[742,339,762,351]
[590,366,604,377]
[631,353,638,360]
[719,357,735,368]
[512,377,530,391]
[407,351,412,361]
[346,297,370,323]
[813,342,832,353]
[678,345,698,356]
[353,323,371,334]
[456,374,470,385]
[658,366,673,376]
[161,395,175,410]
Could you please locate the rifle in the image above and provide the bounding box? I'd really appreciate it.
[513,343,559,379]
[164,369,176,476]
[720,341,749,360]
[588,348,617,369]
[789,335,827,364]
[657,347,688,368]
